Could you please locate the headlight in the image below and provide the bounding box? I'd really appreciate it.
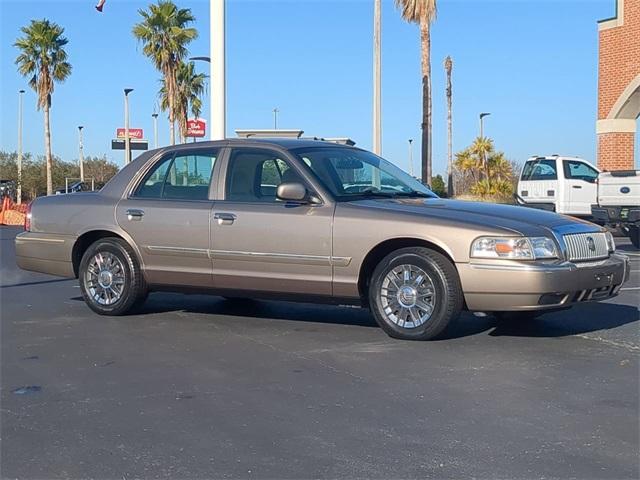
[605,231,616,252]
[470,236,558,260]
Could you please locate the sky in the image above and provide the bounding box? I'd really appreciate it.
[1,0,636,175]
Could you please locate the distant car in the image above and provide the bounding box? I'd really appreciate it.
[0,179,16,200]
[16,139,629,340]
[54,181,91,195]
[516,155,599,217]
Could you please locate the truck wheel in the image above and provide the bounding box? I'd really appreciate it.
[628,225,640,249]
[79,237,147,315]
[368,247,463,340]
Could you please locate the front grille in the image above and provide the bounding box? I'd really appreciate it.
[563,232,609,262]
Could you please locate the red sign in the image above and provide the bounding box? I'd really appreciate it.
[186,118,206,138]
[116,128,143,139]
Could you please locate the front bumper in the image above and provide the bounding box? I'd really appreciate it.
[458,253,629,312]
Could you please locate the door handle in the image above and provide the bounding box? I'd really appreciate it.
[214,212,236,225]
[126,209,144,221]
[572,185,582,189]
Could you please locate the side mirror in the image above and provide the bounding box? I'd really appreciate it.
[277,182,307,202]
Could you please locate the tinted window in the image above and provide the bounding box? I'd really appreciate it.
[521,160,558,181]
[134,151,217,200]
[563,160,598,183]
[226,149,303,202]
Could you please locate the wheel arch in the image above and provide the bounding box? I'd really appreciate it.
[72,228,143,278]
[357,237,457,301]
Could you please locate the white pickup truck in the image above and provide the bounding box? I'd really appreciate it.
[591,171,640,248]
[515,155,599,217]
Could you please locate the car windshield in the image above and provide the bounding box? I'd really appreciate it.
[294,147,437,200]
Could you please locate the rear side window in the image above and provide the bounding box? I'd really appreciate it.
[134,151,218,200]
[563,161,598,183]
[521,160,557,181]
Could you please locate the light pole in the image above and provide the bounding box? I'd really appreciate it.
[78,126,84,182]
[152,112,159,149]
[273,108,279,130]
[408,139,414,177]
[124,88,134,164]
[210,0,226,140]
[372,0,381,155]
[479,112,491,139]
[17,89,25,204]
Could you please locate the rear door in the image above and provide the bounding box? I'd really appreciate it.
[518,159,558,208]
[116,148,220,287]
[562,160,599,215]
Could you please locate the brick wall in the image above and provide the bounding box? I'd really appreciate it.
[598,132,635,171]
[597,0,639,171]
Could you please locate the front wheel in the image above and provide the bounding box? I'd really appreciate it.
[79,237,147,315]
[368,247,463,340]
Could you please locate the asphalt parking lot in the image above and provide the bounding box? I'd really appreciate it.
[1,225,638,479]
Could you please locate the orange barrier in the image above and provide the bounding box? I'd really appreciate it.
[0,197,26,226]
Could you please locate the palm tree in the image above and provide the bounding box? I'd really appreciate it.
[133,0,197,145]
[444,55,453,196]
[471,136,494,181]
[395,0,437,186]
[160,61,206,143]
[14,19,72,195]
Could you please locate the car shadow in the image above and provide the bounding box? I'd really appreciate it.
[71,291,640,339]
[439,303,639,340]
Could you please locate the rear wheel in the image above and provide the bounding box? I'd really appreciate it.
[79,237,147,315]
[368,247,463,340]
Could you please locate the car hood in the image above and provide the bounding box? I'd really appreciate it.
[350,198,598,235]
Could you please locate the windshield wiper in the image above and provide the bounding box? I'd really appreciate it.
[391,190,434,198]
[358,190,395,198]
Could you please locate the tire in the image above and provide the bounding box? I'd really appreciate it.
[368,247,463,340]
[628,225,640,249]
[79,237,147,315]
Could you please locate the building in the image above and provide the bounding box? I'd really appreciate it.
[597,0,640,171]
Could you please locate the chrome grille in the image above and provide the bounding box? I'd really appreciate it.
[563,232,609,262]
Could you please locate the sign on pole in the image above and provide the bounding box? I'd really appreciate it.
[116,128,144,139]
[186,118,206,138]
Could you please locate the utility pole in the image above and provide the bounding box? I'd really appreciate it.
[78,126,85,182]
[17,89,24,204]
[152,112,159,149]
[211,0,226,140]
[124,88,134,164]
[479,112,491,140]
[408,139,414,177]
[445,56,453,197]
[372,0,381,155]
[273,108,279,130]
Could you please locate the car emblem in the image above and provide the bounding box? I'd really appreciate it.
[587,236,596,252]
[620,187,630,194]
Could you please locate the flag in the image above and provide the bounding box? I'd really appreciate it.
[95,0,106,12]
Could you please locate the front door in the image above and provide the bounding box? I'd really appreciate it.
[116,149,220,287]
[210,147,334,296]
[563,160,599,215]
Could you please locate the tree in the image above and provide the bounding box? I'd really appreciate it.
[395,0,437,186]
[133,0,197,145]
[431,174,446,197]
[444,55,453,197]
[160,61,206,142]
[454,138,515,199]
[14,19,72,195]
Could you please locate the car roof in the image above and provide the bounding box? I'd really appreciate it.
[158,137,357,152]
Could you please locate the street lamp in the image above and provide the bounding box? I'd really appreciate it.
[17,89,25,204]
[124,88,134,164]
[408,139,414,177]
[479,112,491,139]
[78,126,84,182]
[152,112,159,149]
